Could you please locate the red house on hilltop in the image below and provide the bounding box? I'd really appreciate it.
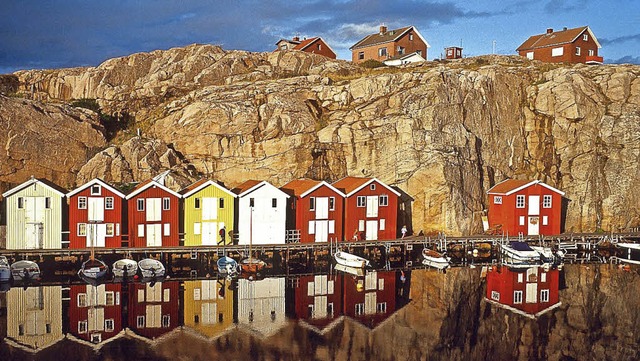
[333,177,399,241]
[485,266,561,318]
[275,36,337,59]
[516,26,603,64]
[125,179,181,248]
[69,284,123,344]
[281,179,346,243]
[487,179,565,236]
[67,178,126,249]
[350,25,429,64]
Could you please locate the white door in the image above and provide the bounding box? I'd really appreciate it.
[528,217,540,236]
[202,197,217,221]
[146,304,162,328]
[313,295,327,318]
[366,196,379,217]
[25,224,38,249]
[86,223,107,247]
[25,197,46,223]
[364,292,377,315]
[525,283,538,303]
[315,197,329,219]
[146,198,161,221]
[315,220,328,243]
[146,224,162,247]
[88,198,105,222]
[365,220,378,240]
[201,222,217,245]
[528,195,540,216]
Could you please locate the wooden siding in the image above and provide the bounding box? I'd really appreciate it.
[183,280,234,337]
[236,184,289,245]
[68,284,123,343]
[6,286,63,350]
[5,184,64,249]
[183,185,235,247]
[287,185,345,243]
[237,278,286,335]
[342,271,396,328]
[351,30,428,63]
[342,181,399,241]
[69,186,125,249]
[485,266,560,315]
[518,34,600,64]
[127,187,180,248]
[294,275,343,329]
[127,282,179,339]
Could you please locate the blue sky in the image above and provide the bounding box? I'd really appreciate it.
[1,0,639,73]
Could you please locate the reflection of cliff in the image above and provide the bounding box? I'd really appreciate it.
[183,279,234,337]
[5,286,63,351]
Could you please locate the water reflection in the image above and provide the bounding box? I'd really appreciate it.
[69,284,123,344]
[183,279,234,337]
[127,282,179,339]
[5,286,63,351]
[237,277,287,336]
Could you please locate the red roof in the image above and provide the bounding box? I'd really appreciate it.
[350,26,413,50]
[231,180,262,195]
[293,37,318,51]
[487,179,532,194]
[516,26,598,51]
[332,177,372,194]
[180,179,208,195]
[281,179,321,197]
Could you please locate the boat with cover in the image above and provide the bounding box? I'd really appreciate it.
[421,248,451,270]
[334,251,370,269]
[531,246,564,268]
[138,258,166,278]
[334,263,365,277]
[500,241,541,267]
[615,243,640,265]
[0,256,10,282]
[218,256,240,275]
[112,258,138,278]
[10,260,40,281]
[78,258,109,279]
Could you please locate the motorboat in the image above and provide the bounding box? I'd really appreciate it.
[217,256,240,275]
[78,258,109,279]
[334,251,370,269]
[113,258,138,278]
[615,243,640,265]
[334,263,365,277]
[10,260,40,281]
[500,241,541,266]
[138,258,166,278]
[240,257,266,275]
[531,246,564,268]
[421,248,451,270]
[0,256,11,282]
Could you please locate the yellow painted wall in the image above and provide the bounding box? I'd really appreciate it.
[183,184,235,246]
[183,280,234,337]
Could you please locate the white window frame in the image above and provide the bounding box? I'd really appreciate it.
[494,196,502,204]
[356,196,366,207]
[308,221,315,235]
[543,195,552,208]
[355,303,365,316]
[137,316,145,328]
[78,321,88,334]
[542,216,548,226]
[517,273,524,283]
[358,220,365,232]
[379,195,388,206]
[45,197,51,209]
[516,195,525,208]
[105,319,115,332]
[137,199,144,211]
[194,223,201,235]
[162,315,170,328]
[541,272,547,283]
[370,184,376,190]
[329,197,335,211]
[551,47,564,57]
[163,197,170,210]
[105,197,114,210]
[376,302,387,313]
[409,33,414,41]
[78,223,87,237]
[519,216,525,226]
[514,290,523,304]
[378,47,387,57]
[540,289,550,302]
[526,51,534,60]
[309,197,315,211]
[138,224,144,237]
[491,291,500,301]
[358,52,364,60]
[583,34,588,41]
[164,223,170,236]
[106,223,114,237]
[17,197,24,209]
[575,46,581,56]
[78,197,87,209]
[78,293,87,307]
[588,49,594,56]
[379,219,385,230]
[91,185,101,195]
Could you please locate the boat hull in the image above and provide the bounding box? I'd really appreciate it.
[334,251,369,269]
[10,260,40,281]
[79,259,108,279]
[217,256,240,275]
[421,249,450,270]
[138,259,166,278]
[112,259,138,278]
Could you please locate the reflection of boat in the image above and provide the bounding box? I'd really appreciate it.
[0,256,11,282]
[240,258,266,275]
[335,263,365,277]
[334,251,370,269]
[138,258,165,278]
[113,259,138,278]
[500,241,541,267]
[78,258,108,279]
[217,256,240,275]
[531,246,564,268]
[421,249,451,270]
[615,243,640,264]
[10,260,40,281]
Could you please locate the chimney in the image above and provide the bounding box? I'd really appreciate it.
[292,36,300,42]
[563,27,567,31]
[380,25,387,35]
[546,28,553,34]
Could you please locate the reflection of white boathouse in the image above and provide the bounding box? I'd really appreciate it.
[6,286,63,350]
[237,278,286,336]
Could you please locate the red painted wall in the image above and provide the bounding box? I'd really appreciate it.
[342,271,396,328]
[127,186,180,248]
[352,29,428,63]
[302,39,336,59]
[127,282,179,339]
[288,185,345,243]
[69,188,125,249]
[342,181,398,241]
[485,266,560,315]
[518,34,600,64]
[68,284,123,343]
[293,275,344,328]
[488,184,563,236]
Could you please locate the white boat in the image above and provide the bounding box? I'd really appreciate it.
[500,241,541,266]
[217,256,240,275]
[0,256,10,282]
[531,246,564,268]
[334,251,370,269]
[113,259,138,278]
[10,260,40,281]
[334,263,365,277]
[616,243,640,265]
[421,249,451,270]
[78,258,109,279]
[138,258,166,278]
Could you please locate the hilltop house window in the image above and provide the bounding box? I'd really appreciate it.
[543,195,552,208]
[78,223,87,237]
[519,216,525,226]
[78,321,88,334]
[357,196,366,207]
[309,197,315,211]
[317,43,321,50]
[280,44,287,50]
[358,52,364,60]
[105,319,115,332]
[219,198,225,209]
[137,199,144,211]
[409,33,414,41]
[195,198,200,209]
[575,47,581,56]
[526,52,534,59]
[329,197,335,210]
[379,195,388,206]
[355,303,365,316]
[397,46,405,55]
[494,196,502,204]
[163,197,170,210]
[540,289,550,302]
[542,216,548,225]
[378,47,387,57]
[78,293,87,307]
[91,185,101,195]
[105,197,114,209]
[513,290,523,304]
[551,47,564,57]
[17,197,24,209]
[516,195,525,208]
[45,197,51,209]
[78,197,87,209]
[583,34,588,41]
[377,302,387,313]
[588,49,595,56]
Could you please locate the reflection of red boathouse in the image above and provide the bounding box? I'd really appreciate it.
[485,266,561,317]
[68,284,123,344]
[293,274,343,328]
[127,282,179,338]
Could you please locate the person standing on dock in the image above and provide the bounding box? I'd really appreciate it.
[401,225,407,239]
[353,229,359,241]
[219,226,226,245]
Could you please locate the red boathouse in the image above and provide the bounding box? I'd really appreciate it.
[487,179,565,236]
[127,282,179,339]
[281,179,346,243]
[69,283,123,344]
[67,178,126,249]
[333,177,399,241]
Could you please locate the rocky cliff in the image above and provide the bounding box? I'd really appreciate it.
[3,45,640,235]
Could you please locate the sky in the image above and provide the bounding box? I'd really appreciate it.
[1,0,639,74]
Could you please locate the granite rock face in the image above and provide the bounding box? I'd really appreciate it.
[6,46,640,234]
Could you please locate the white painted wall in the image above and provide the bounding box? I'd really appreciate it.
[237,183,289,245]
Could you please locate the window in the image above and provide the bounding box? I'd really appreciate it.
[46,323,51,334]
[78,197,87,209]
[358,220,365,231]
[357,196,366,207]
[105,197,114,209]
[575,47,581,56]
[540,289,550,302]
[91,334,102,343]
[137,199,144,211]
[78,223,87,237]
[358,52,364,60]
[583,34,588,41]
[328,303,334,316]
[514,290,523,304]
[379,195,388,206]
[272,198,277,208]
[370,184,376,190]
[409,33,414,41]
[194,223,201,235]
[309,197,315,211]
[106,223,114,237]
[541,272,547,283]
[377,302,387,313]
[517,273,524,283]
[162,315,170,328]
[308,304,314,317]
[19,324,24,335]
[105,291,115,305]
[45,197,51,209]
[516,195,525,208]
[329,220,335,234]
[378,278,384,290]
[329,197,335,211]
[494,196,502,204]
[105,319,114,331]
[78,321,88,333]
[138,224,144,237]
[18,197,24,209]
[317,44,321,50]
[526,52,534,60]
[78,293,87,307]
[397,46,404,55]
[491,291,500,301]
[416,50,422,56]
[164,223,170,236]
[308,221,315,234]
[378,47,387,57]
[542,216,548,226]
[137,316,145,328]
[519,216,525,226]
[116,223,120,236]
[249,198,255,207]
[91,185,101,195]
[219,198,225,209]
[195,198,200,209]
[543,195,552,208]
[355,303,365,316]
[551,47,564,57]
[163,197,170,210]
[379,219,385,230]
[588,49,594,56]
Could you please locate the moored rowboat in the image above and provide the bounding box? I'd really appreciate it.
[334,251,370,269]
[10,260,40,281]
[78,258,109,279]
[113,259,138,278]
[138,258,165,278]
[0,256,10,282]
[421,249,451,270]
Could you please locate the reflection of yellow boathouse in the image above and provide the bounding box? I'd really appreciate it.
[183,280,234,337]
[6,286,63,351]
